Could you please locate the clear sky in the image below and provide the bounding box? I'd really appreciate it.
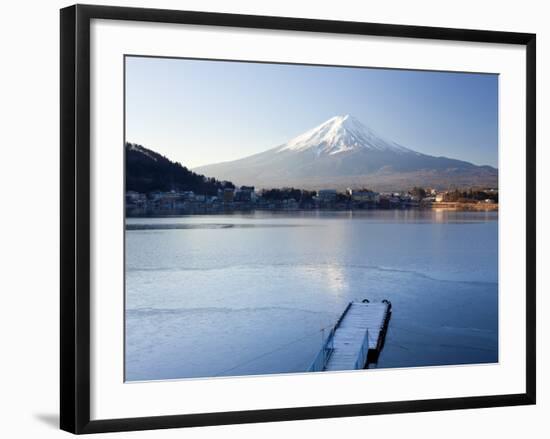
[125,56,498,168]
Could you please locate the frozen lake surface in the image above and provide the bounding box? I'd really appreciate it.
[125,210,498,381]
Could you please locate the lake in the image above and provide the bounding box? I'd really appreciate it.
[125,210,498,381]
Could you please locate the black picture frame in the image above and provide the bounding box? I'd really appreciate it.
[60,4,536,434]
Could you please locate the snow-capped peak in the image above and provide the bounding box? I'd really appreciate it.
[278,114,412,155]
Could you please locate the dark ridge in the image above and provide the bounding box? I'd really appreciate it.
[125,142,234,195]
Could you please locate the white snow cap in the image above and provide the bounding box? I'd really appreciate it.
[278,114,411,155]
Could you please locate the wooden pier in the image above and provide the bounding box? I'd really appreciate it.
[308,300,392,372]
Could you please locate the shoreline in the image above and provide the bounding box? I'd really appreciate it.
[126,203,498,218]
[429,202,498,211]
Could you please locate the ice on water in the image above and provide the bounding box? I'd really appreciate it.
[125,210,498,381]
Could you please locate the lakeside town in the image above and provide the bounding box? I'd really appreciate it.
[126,185,498,216]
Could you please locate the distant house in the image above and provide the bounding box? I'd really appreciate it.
[351,189,379,203]
[181,191,195,201]
[235,186,255,202]
[126,190,140,201]
[159,198,176,210]
[317,189,337,202]
[223,187,235,203]
[148,191,164,201]
[435,193,445,203]
[389,196,400,206]
[125,190,146,207]
[283,198,299,210]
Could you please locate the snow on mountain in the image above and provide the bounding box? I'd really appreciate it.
[194,115,498,191]
[278,114,412,155]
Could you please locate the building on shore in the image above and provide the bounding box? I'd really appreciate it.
[222,187,235,203]
[350,189,380,203]
[317,189,337,202]
[124,185,498,217]
[235,186,255,202]
[125,190,147,208]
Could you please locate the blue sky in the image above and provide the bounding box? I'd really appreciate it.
[125,56,498,168]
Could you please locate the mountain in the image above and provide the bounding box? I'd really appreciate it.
[125,142,234,194]
[194,115,498,191]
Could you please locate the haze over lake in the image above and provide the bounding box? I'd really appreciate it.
[125,210,498,381]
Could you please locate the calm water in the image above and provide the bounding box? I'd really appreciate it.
[125,210,498,381]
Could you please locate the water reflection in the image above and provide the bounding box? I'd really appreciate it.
[125,210,498,380]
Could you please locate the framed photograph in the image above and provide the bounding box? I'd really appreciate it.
[60,4,536,434]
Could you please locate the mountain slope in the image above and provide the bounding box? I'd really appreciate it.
[194,115,498,191]
[125,142,234,194]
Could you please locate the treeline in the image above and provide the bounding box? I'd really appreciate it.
[444,189,498,203]
[260,188,317,202]
[125,142,234,195]
[410,187,427,199]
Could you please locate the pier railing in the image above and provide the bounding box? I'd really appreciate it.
[308,327,335,372]
[353,327,370,370]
